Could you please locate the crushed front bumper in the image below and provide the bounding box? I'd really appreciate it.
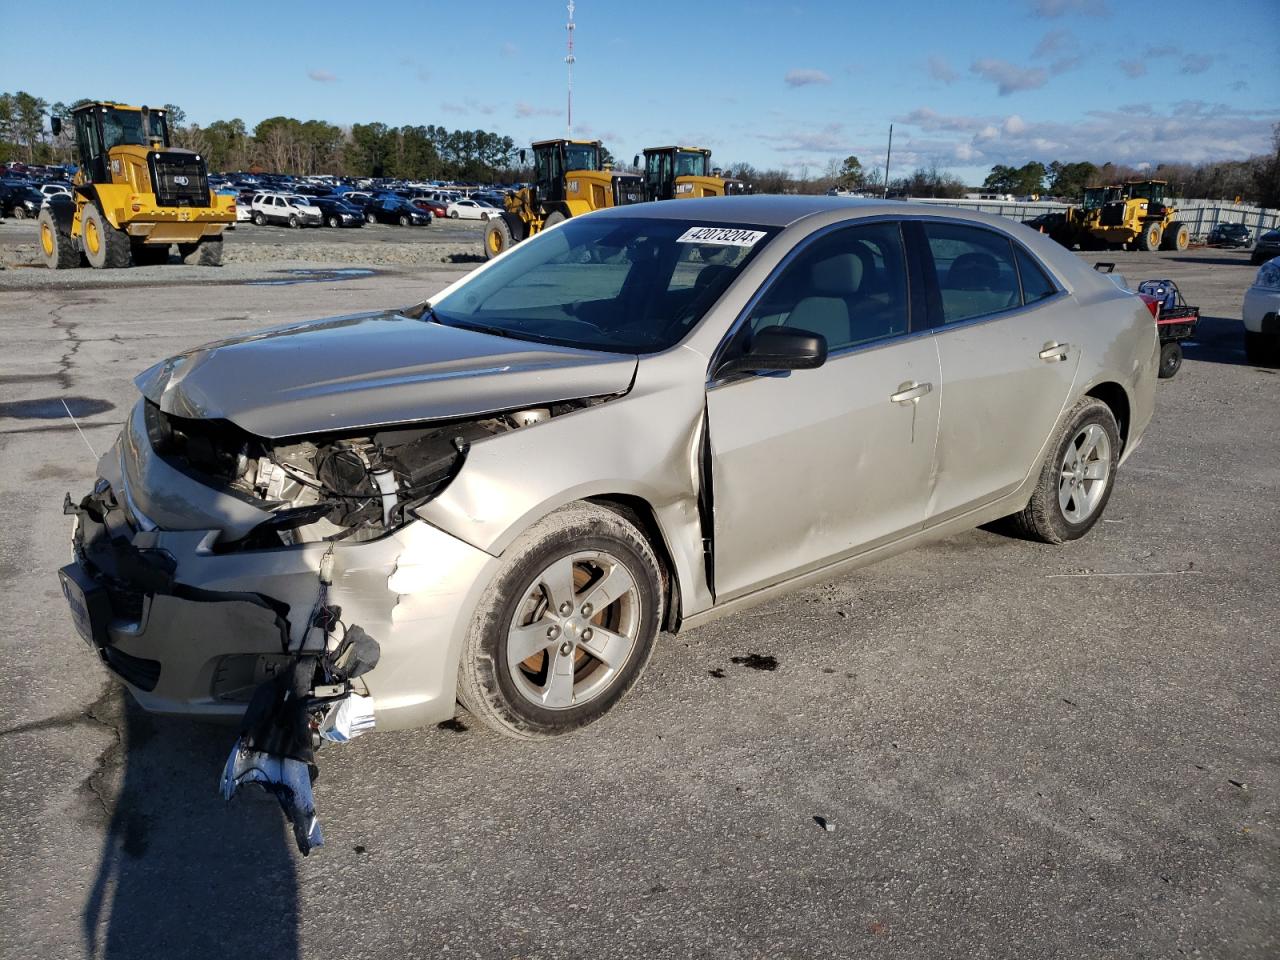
[61,428,500,731]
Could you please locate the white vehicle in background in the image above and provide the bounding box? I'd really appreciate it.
[1243,257,1280,365]
[250,193,323,228]
[39,183,73,200]
[446,197,496,220]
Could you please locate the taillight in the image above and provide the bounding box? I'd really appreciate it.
[1138,294,1160,319]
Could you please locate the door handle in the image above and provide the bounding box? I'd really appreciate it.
[890,381,932,404]
[1039,342,1070,362]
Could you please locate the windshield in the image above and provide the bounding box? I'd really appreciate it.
[564,144,600,172]
[431,216,778,353]
[98,108,168,149]
[674,151,709,177]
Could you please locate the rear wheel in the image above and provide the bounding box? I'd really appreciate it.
[1012,397,1121,544]
[81,204,132,269]
[37,207,79,269]
[1158,341,1183,378]
[1137,221,1162,252]
[1160,221,1189,251]
[457,502,663,740]
[543,211,567,229]
[484,216,515,260]
[178,236,223,266]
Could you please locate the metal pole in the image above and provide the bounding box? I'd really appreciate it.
[883,124,893,199]
[565,1,576,138]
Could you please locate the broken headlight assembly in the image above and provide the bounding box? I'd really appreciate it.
[143,400,571,549]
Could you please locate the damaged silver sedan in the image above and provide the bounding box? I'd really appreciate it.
[61,197,1157,846]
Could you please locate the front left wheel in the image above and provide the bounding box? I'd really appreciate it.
[457,502,664,740]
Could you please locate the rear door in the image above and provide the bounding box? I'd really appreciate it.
[915,221,1080,524]
[707,220,941,600]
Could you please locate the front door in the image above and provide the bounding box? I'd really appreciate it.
[706,221,941,601]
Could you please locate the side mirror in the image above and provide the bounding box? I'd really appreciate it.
[519,149,527,165]
[633,154,640,168]
[715,326,828,377]
[50,116,62,137]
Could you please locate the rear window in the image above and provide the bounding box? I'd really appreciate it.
[1015,244,1057,304]
[923,223,1021,323]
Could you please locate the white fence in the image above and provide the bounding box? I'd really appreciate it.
[907,197,1279,241]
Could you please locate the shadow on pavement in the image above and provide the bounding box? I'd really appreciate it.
[82,688,299,960]
[1167,254,1258,267]
[1180,314,1250,367]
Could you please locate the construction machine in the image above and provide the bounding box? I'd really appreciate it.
[39,101,234,270]
[1048,184,1121,250]
[636,146,752,201]
[1089,180,1189,252]
[483,138,644,259]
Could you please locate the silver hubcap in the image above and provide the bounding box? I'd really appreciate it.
[1058,423,1111,523]
[506,550,642,710]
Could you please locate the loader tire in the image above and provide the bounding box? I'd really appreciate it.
[1160,221,1189,252]
[81,204,132,269]
[543,211,567,228]
[484,216,515,260]
[178,236,224,266]
[1137,221,1162,252]
[37,207,79,270]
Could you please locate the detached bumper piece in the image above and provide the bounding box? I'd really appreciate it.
[220,625,381,855]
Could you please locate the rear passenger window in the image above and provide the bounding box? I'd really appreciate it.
[1015,244,1057,304]
[923,223,1020,323]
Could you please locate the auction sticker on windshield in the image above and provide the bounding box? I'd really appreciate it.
[676,226,768,246]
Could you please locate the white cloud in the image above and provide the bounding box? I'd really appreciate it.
[1118,59,1146,78]
[928,56,958,84]
[515,102,560,119]
[759,122,857,153]
[1033,28,1074,56]
[971,58,1048,95]
[784,68,831,87]
[1003,115,1027,135]
[307,69,337,83]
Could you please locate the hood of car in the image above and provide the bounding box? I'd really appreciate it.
[134,309,638,438]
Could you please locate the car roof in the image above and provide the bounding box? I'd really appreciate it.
[591,195,920,227]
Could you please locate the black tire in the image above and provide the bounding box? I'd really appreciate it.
[484,216,515,260]
[1251,251,1267,266]
[1012,397,1121,544]
[544,211,567,229]
[1158,341,1183,378]
[37,207,79,269]
[12,205,28,220]
[398,214,410,226]
[365,210,378,224]
[1160,221,1189,252]
[81,204,132,269]
[131,241,170,266]
[327,215,340,228]
[481,212,490,222]
[1244,331,1277,366]
[253,211,267,226]
[175,236,223,266]
[457,502,664,740]
[288,214,299,229]
[1136,221,1162,252]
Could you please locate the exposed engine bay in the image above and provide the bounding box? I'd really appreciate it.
[143,400,594,547]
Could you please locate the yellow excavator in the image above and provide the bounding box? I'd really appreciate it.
[483,138,644,259]
[1089,180,1190,251]
[39,101,234,269]
[638,146,752,201]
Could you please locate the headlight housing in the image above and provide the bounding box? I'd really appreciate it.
[1255,260,1280,291]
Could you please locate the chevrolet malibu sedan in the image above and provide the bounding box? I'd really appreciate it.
[61,196,1158,745]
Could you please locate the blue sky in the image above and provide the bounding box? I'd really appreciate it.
[3,0,1276,181]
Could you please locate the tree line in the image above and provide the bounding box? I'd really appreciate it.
[0,91,517,181]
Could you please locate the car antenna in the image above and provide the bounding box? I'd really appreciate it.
[61,399,98,460]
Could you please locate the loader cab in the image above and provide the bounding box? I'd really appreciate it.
[1123,180,1167,209]
[642,147,711,201]
[63,103,170,185]
[532,139,602,203]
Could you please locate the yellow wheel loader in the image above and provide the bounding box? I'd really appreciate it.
[483,139,644,260]
[636,146,753,201]
[1049,185,1120,250]
[39,101,234,270]
[1089,180,1189,252]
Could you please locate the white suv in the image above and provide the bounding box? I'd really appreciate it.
[250,193,322,228]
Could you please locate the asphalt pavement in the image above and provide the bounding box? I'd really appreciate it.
[0,244,1275,960]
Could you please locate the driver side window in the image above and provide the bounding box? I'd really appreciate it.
[746,222,909,352]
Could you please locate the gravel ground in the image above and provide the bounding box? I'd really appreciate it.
[0,242,1275,960]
